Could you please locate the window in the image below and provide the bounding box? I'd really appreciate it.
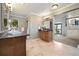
[55,23,62,34]
[11,19,18,27]
[3,18,18,30]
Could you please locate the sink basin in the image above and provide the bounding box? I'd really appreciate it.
[8,30,22,35]
[0,30,22,37]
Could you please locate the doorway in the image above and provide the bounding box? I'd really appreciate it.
[55,23,62,35]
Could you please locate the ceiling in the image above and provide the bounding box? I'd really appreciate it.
[11,3,72,17]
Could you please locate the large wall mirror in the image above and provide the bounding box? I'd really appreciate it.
[42,20,50,29]
[40,17,53,31]
[0,3,19,31]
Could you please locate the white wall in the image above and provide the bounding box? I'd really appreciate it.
[29,15,42,39]
[67,9,79,30]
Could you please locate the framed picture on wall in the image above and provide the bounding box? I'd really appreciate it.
[68,17,79,26]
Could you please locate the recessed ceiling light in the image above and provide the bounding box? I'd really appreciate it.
[51,4,58,9]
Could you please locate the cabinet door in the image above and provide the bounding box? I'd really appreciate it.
[39,31,52,42]
[0,36,26,56]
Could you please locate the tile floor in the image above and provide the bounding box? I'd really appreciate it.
[26,38,79,56]
[54,34,79,48]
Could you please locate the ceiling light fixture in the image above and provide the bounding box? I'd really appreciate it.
[51,4,58,9]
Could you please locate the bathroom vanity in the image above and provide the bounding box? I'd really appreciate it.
[39,29,52,42]
[0,31,29,56]
[39,18,53,42]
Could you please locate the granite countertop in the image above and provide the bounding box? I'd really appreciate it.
[0,30,29,39]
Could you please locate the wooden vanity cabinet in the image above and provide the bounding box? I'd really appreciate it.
[39,30,52,42]
[0,36,26,56]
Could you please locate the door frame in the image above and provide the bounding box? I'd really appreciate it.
[55,23,62,35]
